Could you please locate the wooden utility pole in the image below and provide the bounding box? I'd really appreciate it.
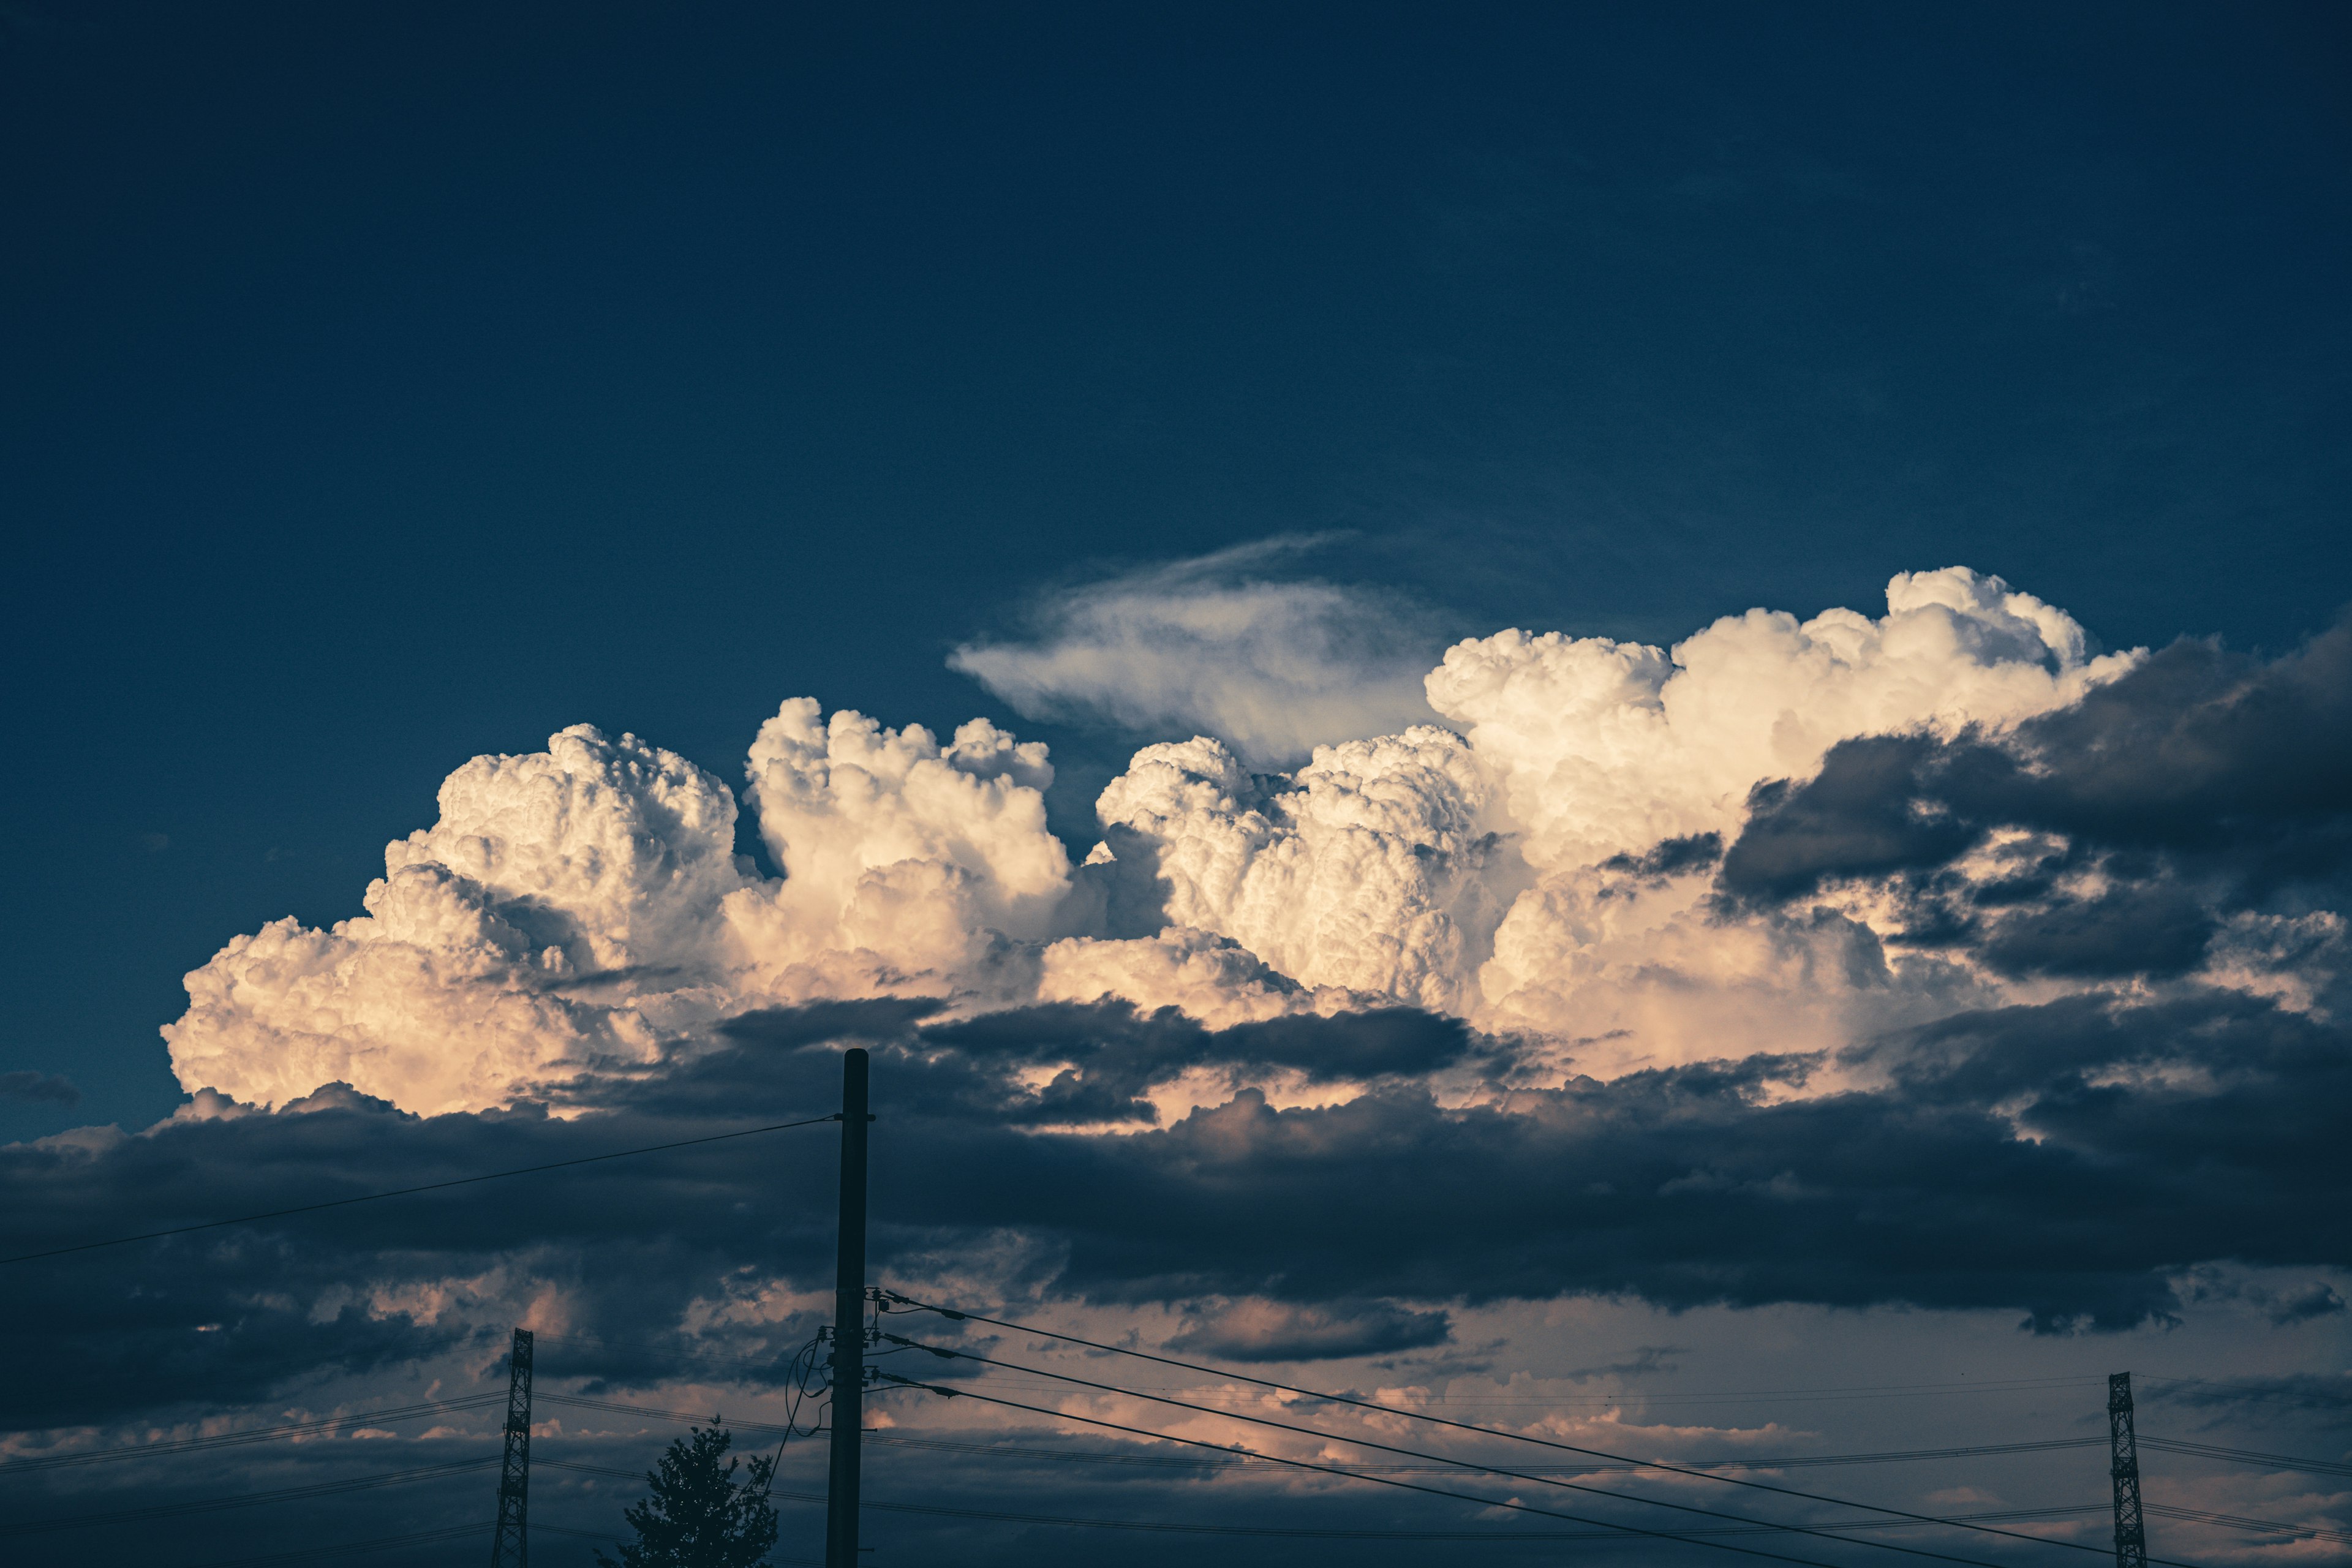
[823,1049,870,1568]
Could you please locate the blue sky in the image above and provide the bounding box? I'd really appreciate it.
[6,1,2346,1138]
[2,6,2348,1565]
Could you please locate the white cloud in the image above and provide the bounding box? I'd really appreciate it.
[165,725,747,1115]
[1427,566,2135,870]
[166,707,1080,1114]
[1091,727,1519,1013]
[1081,567,2141,1071]
[948,539,1442,765]
[167,564,2185,1113]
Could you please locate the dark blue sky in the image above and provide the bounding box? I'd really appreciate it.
[3,0,2347,1142]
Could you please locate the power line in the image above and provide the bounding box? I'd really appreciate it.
[2139,1438,2352,1479]
[535,1392,807,1436]
[878,1291,2175,1564]
[546,1456,2099,1548]
[551,1445,2104,1539]
[530,1329,814,1373]
[2144,1503,2352,1545]
[862,1428,2108,1474]
[881,1333,2043,1568]
[2,1114,840,1264]
[876,1372,1874,1568]
[0,1454,500,1537]
[0,1393,505,1473]
[867,1431,1249,1468]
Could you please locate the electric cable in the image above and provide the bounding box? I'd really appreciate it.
[2143,1504,2352,1544]
[874,1371,1887,1568]
[2,1113,840,1264]
[879,1291,2165,1562]
[0,1393,505,1473]
[2139,1438,2352,1479]
[765,1330,831,1477]
[545,1453,2097,1545]
[535,1392,808,1436]
[878,1332,2049,1568]
[0,1453,500,1536]
[859,1429,2106,1476]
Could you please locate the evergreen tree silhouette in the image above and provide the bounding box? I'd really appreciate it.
[596,1423,780,1568]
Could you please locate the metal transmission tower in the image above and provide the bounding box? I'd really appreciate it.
[824,1049,872,1568]
[2109,1371,2147,1568]
[489,1327,535,1568]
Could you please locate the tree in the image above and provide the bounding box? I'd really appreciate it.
[595,1423,780,1568]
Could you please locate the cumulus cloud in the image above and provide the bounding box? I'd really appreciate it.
[727,698,1074,996]
[165,706,1080,1114]
[31,567,2352,1568]
[1074,567,2141,1071]
[1428,567,2132,871]
[1091,726,1519,1013]
[156,565,2348,1157]
[165,725,749,1115]
[949,538,1445,764]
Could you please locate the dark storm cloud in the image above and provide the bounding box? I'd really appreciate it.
[6,984,2346,1436]
[0,1080,852,1429]
[1165,1298,1453,1362]
[911,1001,1482,1126]
[1723,620,2352,918]
[1598,832,1725,880]
[892,991,2348,1335]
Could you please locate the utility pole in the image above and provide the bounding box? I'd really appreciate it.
[489,1327,534,1567]
[2109,1371,2147,1568]
[824,1049,870,1568]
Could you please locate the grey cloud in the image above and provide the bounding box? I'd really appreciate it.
[6,983,2347,1441]
[0,1071,80,1105]
[1599,832,1724,881]
[1724,619,2352,916]
[907,1000,1483,1126]
[1166,1298,1453,1362]
[1560,1345,1687,1383]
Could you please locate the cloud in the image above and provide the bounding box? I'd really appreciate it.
[1091,726,1518,1013]
[1724,619,2352,908]
[10,980,2350,1445]
[163,725,754,1116]
[1425,565,2135,873]
[949,539,1446,764]
[1166,1298,1454,1362]
[115,566,2352,1381]
[1072,567,2140,1071]
[1718,618,2352,1019]
[161,707,1082,1115]
[0,1071,79,1105]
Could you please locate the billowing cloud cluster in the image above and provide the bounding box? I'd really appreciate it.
[10,570,2349,1484]
[176,565,2331,1117]
[165,709,1082,1115]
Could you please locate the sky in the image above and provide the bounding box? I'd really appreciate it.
[1,3,2348,1565]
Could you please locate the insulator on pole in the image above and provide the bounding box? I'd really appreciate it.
[490,1327,534,1568]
